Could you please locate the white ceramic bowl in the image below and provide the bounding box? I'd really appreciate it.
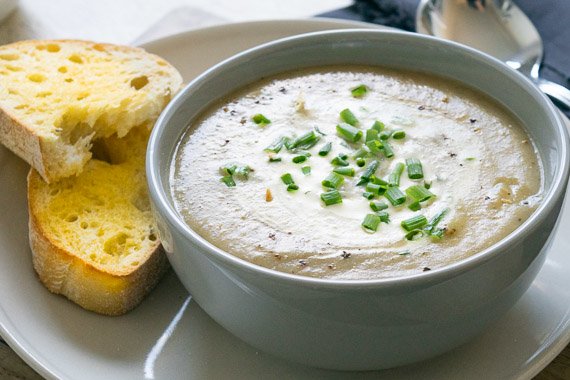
[147,30,569,370]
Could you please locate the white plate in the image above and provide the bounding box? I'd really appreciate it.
[0,19,569,380]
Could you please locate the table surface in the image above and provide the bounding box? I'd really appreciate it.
[0,1,568,379]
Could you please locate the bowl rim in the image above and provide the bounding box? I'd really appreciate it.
[147,28,570,290]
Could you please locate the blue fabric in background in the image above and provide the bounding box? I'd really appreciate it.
[320,0,570,95]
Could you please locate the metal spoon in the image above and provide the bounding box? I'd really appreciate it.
[416,0,570,110]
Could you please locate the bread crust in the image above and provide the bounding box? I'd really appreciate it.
[27,169,170,316]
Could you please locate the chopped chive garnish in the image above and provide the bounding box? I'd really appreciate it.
[424,208,450,236]
[336,123,362,143]
[371,120,385,132]
[366,140,383,155]
[287,184,299,191]
[234,166,251,179]
[424,180,432,189]
[388,163,405,187]
[321,189,342,206]
[384,187,406,206]
[219,164,237,176]
[268,157,282,162]
[318,142,332,156]
[340,108,358,126]
[353,147,369,159]
[252,114,271,126]
[221,175,236,187]
[283,137,294,150]
[356,157,366,167]
[362,214,381,232]
[370,176,388,186]
[281,173,294,185]
[322,172,345,189]
[408,201,421,211]
[362,191,375,200]
[465,157,476,161]
[292,155,308,164]
[333,167,355,177]
[380,130,393,140]
[302,166,311,175]
[264,136,286,153]
[381,141,394,158]
[366,182,383,195]
[401,215,428,231]
[406,158,424,179]
[314,126,327,136]
[351,84,369,98]
[405,229,425,241]
[357,160,380,186]
[406,185,434,202]
[377,211,390,223]
[370,201,389,212]
[392,129,406,139]
[366,129,379,142]
[331,155,349,167]
[339,153,349,160]
[290,131,320,150]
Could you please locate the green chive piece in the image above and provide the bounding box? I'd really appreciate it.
[405,229,425,241]
[465,157,476,161]
[362,214,381,232]
[366,182,382,195]
[339,153,348,160]
[392,129,406,139]
[302,166,311,175]
[366,129,379,142]
[406,158,424,179]
[388,163,405,187]
[290,131,320,150]
[268,157,282,162]
[333,167,355,177]
[370,176,388,186]
[362,192,375,200]
[283,136,294,150]
[219,164,237,176]
[353,147,369,159]
[340,108,358,126]
[424,180,432,189]
[331,155,349,167]
[318,142,332,156]
[370,201,389,212]
[234,166,251,180]
[424,208,450,235]
[381,141,395,158]
[384,187,406,206]
[252,113,271,126]
[357,160,380,186]
[336,123,362,143]
[292,155,308,164]
[322,172,345,189]
[366,140,383,155]
[401,215,428,231]
[321,189,342,206]
[281,173,294,185]
[314,126,327,136]
[356,157,366,167]
[377,211,391,223]
[406,185,434,202]
[371,120,385,132]
[351,84,369,98]
[287,184,299,191]
[380,130,393,140]
[264,136,286,153]
[221,175,236,187]
[430,229,445,239]
[408,201,421,211]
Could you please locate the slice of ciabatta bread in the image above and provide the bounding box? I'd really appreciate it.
[27,126,169,316]
[0,40,182,183]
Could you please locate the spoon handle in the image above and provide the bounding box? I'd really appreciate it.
[536,78,570,110]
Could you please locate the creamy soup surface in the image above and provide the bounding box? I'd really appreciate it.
[170,67,542,280]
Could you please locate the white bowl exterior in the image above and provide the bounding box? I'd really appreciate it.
[148,30,569,370]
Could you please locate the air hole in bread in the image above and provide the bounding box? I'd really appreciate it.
[157,61,167,66]
[90,221,99,228]
[80,222,88,229]
[91,139,127,165]
[14,104,27,110]
[93,44,106,52]
[89,253,97,261]
[62,122,93,145]
[6,65,22,72]
[8,88,19,95]
[64,78,73,82]
[131,194,150,212]
[36,91,52,98]
[131,261,139,266]
[49,188,60,196]
[76,93,89,101]
[148,233,157,241]
[68,54,83,64]
[104,233,130,256]
[28,73,46,83]
[0,54,19,61]
[46,44,60,53]
[58,66,67,73]
[130,76,149,90]
[65,215,78,222]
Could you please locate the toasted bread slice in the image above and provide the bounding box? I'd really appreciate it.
[27,126,169,315]
[0,40,182,183]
